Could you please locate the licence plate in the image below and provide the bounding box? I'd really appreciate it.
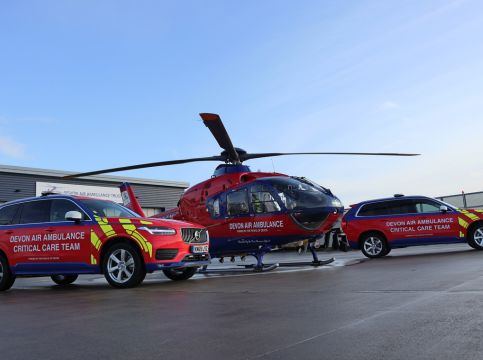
[192,245,209,253]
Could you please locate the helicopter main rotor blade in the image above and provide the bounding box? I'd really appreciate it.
[200,113,240,163]
[63,155,225,179]
[240,152,420,161]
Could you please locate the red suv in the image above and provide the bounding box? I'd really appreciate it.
[342,195,483,258]
[0,195,210,291]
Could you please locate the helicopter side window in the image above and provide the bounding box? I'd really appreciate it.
[207,197,221,218]
[227,189,249,216]
[250,184,281,214]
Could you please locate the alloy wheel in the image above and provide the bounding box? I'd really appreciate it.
[364,237,383,256]
[107,249,135,284]
[474,228,483,246]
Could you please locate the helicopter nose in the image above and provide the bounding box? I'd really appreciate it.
[290,205,342,231]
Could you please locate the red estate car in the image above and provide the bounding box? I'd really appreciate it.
[342,195,483,258]
[0,195,210,291]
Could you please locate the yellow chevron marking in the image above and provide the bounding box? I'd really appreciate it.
[458,217,469,229]
[94,216,117,237]
[118,218,153,257]
[459,209,480,222]
[90,230,102,250]
[90,254,97,265]
[140,220,153,225]
[459,231,465,238]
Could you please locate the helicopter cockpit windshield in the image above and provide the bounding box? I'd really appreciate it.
[261,176,332,210]
[257,176,342,230]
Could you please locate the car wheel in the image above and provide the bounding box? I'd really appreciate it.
[468,224,483,250]
[163,267,198,281]
[51,274,78,285]
[360,233,388,258]
[103,243,146,288]
[0,254,16,291]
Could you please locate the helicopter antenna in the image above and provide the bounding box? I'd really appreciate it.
[271,159,276,173]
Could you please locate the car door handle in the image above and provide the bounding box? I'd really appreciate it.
[45,228,56,232]
[5,230,13,235]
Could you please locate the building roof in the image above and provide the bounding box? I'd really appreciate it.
[0,164,189,188]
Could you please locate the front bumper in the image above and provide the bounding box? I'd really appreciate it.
[145,254,210,272]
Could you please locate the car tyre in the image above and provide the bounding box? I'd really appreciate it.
[360,233,388,258]
[468,224,483,250]
[0,254,16,291]
[163,267,198,281]
[103,243,146,288]
[51,274,78,285]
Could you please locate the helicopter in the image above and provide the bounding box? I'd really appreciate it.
[66,113,419,271]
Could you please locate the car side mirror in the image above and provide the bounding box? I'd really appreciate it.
[440,205,448,213]
[65,211,83,222]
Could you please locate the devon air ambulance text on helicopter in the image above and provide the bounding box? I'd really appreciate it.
[10,231,85,253]
[229,220,285,233]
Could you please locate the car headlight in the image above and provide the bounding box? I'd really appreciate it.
[138,226,176,235]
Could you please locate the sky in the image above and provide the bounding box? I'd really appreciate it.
[1,0,483,206]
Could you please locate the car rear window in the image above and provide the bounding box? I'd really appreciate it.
[0,204,21,225]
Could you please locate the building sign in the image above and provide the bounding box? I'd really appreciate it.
[35,182,122,203]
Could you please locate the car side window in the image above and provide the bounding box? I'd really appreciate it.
[18,200,52,224]
[358,199,418,216]
[50,199,87,222]
[0,204,21,225]
[227,189,249,216]
[358,202,389,216]
[415,200,442,213]
[385,200,417,215]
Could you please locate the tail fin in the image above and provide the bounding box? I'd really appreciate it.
[120,182,146,217]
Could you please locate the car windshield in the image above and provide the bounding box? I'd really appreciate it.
[79,199,139,218]
[262,176,331,210]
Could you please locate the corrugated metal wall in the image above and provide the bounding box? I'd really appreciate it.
[0,172,186,210]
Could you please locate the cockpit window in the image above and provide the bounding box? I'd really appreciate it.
[263,177,331,210]
[250,184,281,214]
[227,189,249,216]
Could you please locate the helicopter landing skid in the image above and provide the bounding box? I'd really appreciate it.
[238,263,279,272]
[277,257,335,267]
[198,263,279,274]
[278,240,335,267]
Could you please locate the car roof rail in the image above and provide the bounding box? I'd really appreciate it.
[394,194,405,198]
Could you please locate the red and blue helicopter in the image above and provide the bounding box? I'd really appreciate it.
[66,113,418,271]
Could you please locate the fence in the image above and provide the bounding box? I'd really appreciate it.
[436,191,483,209]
